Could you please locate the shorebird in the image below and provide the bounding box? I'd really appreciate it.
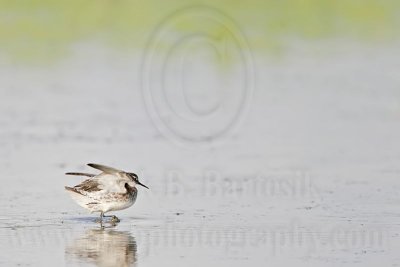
[65,163,148,223]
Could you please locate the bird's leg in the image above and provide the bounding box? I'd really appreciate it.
[95,211,104,225]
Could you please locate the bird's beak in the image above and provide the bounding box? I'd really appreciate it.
[137,181,149,189]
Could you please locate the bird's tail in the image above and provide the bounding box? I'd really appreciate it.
[64,186,90,210]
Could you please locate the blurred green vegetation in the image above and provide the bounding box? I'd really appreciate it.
[0,0,399,62]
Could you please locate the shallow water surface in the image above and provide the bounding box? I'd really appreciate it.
[1,172,399,267]
[1,41,400,266]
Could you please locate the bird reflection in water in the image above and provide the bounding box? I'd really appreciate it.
[66,228,137,267]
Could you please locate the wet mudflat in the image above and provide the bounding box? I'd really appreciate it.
[1,174,399,267]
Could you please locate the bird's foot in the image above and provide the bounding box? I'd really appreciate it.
[95,213,120,225]
[100,214,120,223]
[110,215,120,223]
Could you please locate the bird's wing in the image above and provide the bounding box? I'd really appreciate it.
[65,172,96,177]
[87,163,123,174]
[73,179,103,193]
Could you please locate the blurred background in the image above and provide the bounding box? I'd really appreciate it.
[1,1,400,266]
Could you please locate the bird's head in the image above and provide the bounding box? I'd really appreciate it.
[126,173,149,189]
